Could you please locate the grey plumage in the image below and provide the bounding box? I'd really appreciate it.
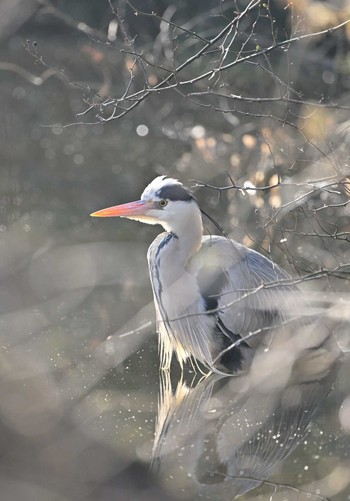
[92,176,303,374]
[148,231,298,373]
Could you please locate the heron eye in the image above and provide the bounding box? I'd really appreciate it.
[159,199,168,208]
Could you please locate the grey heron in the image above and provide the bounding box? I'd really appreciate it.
[91,176,300,374]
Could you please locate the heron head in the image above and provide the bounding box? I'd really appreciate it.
[91,176,200,233]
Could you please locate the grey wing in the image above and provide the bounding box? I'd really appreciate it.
[195,236,302,351]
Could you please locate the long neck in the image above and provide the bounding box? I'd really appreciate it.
[153,202,203,285]
[167,201,203,267]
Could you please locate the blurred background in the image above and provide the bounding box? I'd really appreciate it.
[0,0,350,499]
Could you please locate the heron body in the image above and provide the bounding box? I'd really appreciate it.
[91,176,297,374]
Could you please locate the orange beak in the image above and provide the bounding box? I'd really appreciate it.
[90,200,150,218]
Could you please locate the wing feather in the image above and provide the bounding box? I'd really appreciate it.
[192,236,302,351]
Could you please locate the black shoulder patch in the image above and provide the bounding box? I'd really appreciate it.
[197,266,229,313]
[157,184,194,202]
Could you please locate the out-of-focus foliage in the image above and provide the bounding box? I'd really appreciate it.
[0,0,350,500]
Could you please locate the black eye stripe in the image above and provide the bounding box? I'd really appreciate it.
[156,184,194,202]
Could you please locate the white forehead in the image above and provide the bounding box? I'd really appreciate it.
[141,176,183,200]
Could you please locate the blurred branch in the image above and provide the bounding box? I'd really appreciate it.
[35,0,110,42]
[0,61,63,85]
[0,0,39,42]
[187,91,350,110]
